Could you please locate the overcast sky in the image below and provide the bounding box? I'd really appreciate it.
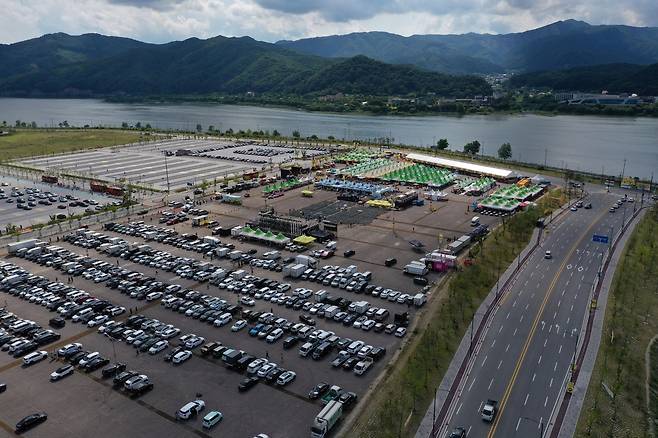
[1,0,656,44]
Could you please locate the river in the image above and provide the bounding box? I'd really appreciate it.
[0,98,656,179]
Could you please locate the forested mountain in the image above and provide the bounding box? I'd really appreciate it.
[509,63,658,95]
[277,20,658,74]
[0,33,490,97]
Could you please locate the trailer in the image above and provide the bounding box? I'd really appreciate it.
[203,236,221,246]
[413,294,427,307]
[8,239,41,255]
[41,175,58,184]
[215,247,230,258]
[311,400,343,438]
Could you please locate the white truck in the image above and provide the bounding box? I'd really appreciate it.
[349,301,370,315]
[413,294,427,307]
[311,400,343,438]
[8,239,41,255]
[203,236,221,246]
[481,399,497,422]
[354,357,374,376]
[404,261,428,276]
[296,255,318,268]
[284,263,306,279]
[263,250,281,260]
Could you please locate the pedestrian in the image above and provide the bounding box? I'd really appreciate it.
[265,351,269,359]
[136,349,140,356]
[130,308,133,315]
[55,277,58,282]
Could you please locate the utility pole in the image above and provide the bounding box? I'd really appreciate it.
[621,158,627,185]
[544,148,548,168]
[164,152,171,193]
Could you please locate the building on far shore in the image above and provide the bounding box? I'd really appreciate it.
[555,90,656,105]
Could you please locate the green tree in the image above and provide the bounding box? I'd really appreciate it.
[196,124,203,132]
[121,122,129,129]
[292,130,300,138]
[463,140,481,155]
[436,138,449,150]
[272,130,280,137]
[15,120,21,128]
[145,123,152,130]
[30,121,37,129]
[498,142,512,160]
[135,122,142,129]
[208,125,215,132]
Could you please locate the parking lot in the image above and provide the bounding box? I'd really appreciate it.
[18,138,328,191]
[0,174,118,231]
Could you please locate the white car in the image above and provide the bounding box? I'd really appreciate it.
[276,370,296,386]
[78,352,100,367]
[177,400,205,420]
[161,327,181,339]
[184,336,205,349]
[257,362,278,378]
[172,350,192,364]
[148,340,169,355]
[50,364,74,381]
[266,328,283,343]
[395,327,407,337]
[108,306,126,316]
[98,321,118,334]
[124,374,149,391]
[23,350,48,366]
[87,314,109,328]
[247,358,268,375]
[213,313,232,327]
[231,320,247,332]
[57,343,82,357]
[146,292,163,301]
[240,296,256,307]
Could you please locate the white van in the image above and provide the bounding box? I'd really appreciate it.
[202,411,223,429]
[471,216,480,226]
[299,342,315,357]
[213,313,232,327]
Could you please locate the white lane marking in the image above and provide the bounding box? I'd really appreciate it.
[506,312,510,320]
[544,339,548,347]
[538,355,542,364]
[553,311,557,320]
[524,280,528,287]
[520,315,524,323]
[561,289,565,296]
[498,360,503,370]
[566,317,570,325]
[549,377,554,387]
[558,345,562,354]
[524,393,530,406]
[488,378,494,390]
[554,361,558,371]
[513,300,517,308]
[557,299,561,307]
[505,344,510,352]
[468,376,477,392]
[513,328,518,336]
[570,304,574,312]
[516,417,522,431]
[491,339,496,348]
[456,402,463,415]
[481,355,488,367]
[499,325,504,333]
[532,373,536,382]
[467,426,472,436]
[525,303,529,310]
[531,293,535,299]
[544,396,549,407]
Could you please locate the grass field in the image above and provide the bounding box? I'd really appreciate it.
[348,189,566,438]
[575,205,658,438]
[0,129,146,160]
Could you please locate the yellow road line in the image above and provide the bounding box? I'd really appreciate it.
[487,208,607,438]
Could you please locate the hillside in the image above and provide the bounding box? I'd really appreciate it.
[0,34,490,98]
[277,20,658,74]
[509,63,658,95]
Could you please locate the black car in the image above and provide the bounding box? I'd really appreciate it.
[282,336,299,350]
[101,363,126,378]
[48,317,66,328]
[342,357,359,370]
[299,314,316,326]
[368,346,386,360]
[449,427,466,438]
[309,382,329,399]
[84,356,110,372]
[238,377,259,392]
[343,250,355,257]
[33,331,61,346]
[128,380,154,397]
[113,370,138,387]
[0,382,6,393]
[338,391,358,409]
[385,258,397,267]
[164,346,184,362]
[68,351,88,365]
[15,412,47,433]
[200,342,220,356]
[13,342,38,358]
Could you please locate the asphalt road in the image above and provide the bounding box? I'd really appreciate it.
[442,187,643,438]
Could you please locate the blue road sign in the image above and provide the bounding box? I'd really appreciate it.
[592,234,609,244]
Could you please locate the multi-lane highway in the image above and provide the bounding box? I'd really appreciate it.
[439,187,640,438]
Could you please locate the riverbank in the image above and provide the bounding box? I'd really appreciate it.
[104,93,658,118]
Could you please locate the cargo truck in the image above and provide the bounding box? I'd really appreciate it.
[283,263,306,279]
[311,400,343,438]
[403,262,428,276]
[296,255,318,268]
[321,385,342,405]
[192,215,209,227]
[8,239,41,255]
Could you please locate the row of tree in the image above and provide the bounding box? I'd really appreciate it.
[432,138,513,160]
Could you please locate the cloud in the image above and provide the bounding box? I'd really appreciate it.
[0,0,656,45]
